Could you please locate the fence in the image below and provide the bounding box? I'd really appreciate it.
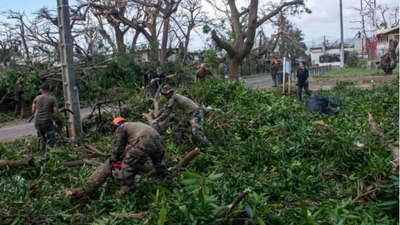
[308,65,334,76]
[239,60,269,76]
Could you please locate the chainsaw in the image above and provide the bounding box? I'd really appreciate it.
[112,161,123,179]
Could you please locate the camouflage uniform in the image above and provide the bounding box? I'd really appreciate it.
[111,122,172,192]
[157,93,210,145]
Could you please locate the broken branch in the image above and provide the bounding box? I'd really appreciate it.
[351,184,380,205]
[217,189,251,217]
[0,158,34,168]
[367,112,385,142]
[174,148,200,171]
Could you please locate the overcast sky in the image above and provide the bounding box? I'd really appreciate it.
[0,0,398,50]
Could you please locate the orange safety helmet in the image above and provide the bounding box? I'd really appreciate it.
[111,117,127,133]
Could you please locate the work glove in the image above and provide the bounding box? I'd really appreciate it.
[150,119,159,125]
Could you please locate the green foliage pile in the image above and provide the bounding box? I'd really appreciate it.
[0,79,398,224]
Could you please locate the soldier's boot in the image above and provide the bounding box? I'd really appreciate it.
[116,186,132,196]
[117,176,135,196]
[273,79,277,87]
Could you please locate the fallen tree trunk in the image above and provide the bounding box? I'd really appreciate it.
[217,189,251,217]
[65,158,112,199]
[65,147,201,199]
[0,158,34,168]
[174,148,200,171]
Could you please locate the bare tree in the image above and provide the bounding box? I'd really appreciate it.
[131,0,182,66]
[88,0,133,54]
[172,0,204,65]
[88,0,159,60]
[2,11,32,65]
[255,16,307,66]
[208,0,305,80]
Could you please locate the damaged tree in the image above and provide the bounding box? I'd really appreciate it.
[380,39,398,75]
[208,0,306,80]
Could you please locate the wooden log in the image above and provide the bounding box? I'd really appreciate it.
[0,158,33,168]
[217,189,251,217]
[367,112,385,142]
[65,147,200,199]
[174,148,200,171]
[60,159,102,167]
[65,158,112,199]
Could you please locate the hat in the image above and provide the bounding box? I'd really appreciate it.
[161,85,174,95]
[111,117,127,133]
[112,117,127,126]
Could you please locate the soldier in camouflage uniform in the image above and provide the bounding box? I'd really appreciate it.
[153,85,211,145]
[110,117,173,195]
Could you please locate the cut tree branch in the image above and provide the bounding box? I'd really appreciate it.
[217,189,251,217]
[174,148,200,171]
[0,158,34,168]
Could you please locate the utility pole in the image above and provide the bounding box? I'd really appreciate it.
[339,0,345,68]
[57,0,82,139]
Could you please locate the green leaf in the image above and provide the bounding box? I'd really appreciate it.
[256,217,266,225]
[207,172,224,180]
[158,205,167,225]
[245,205,254,218]
[179,205,189,220]
[181,178,199,186]
[377,200,398,207]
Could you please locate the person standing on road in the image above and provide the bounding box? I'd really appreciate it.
[31,83,62,156]
[109,117,173,196]
[14,78,25,118]
[296,61,311,101]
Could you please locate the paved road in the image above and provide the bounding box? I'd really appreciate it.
[0,75,273,143]
[241,73,273,89]
[0,107,95,143]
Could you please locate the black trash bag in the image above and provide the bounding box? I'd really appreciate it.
[306,95,342,115]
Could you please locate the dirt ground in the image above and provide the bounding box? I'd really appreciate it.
[308,75,398,90]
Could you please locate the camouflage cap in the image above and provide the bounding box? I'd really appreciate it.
[161,85,174,95]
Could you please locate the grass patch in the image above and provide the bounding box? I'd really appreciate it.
[321,66,399,77]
